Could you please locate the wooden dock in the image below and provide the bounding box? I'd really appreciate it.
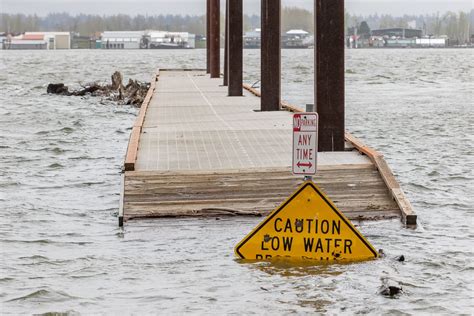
[119,69,416,226]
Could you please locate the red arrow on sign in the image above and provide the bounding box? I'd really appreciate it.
[297,161,313,168]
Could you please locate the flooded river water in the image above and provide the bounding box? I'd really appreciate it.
[0,49,472,314]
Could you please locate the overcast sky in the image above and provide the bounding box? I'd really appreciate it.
[1,0,472,16]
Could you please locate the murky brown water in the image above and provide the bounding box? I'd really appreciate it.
[0,48,473,314]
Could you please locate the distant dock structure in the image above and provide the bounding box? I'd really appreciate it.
[119,0,417,227]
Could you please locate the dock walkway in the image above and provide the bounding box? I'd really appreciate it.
[120,70,416,226]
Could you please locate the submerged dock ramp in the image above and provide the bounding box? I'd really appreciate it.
[120,70,416,225]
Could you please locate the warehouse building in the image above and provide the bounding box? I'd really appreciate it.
[24,32,71,49]
[2,32,70,50]
[7,39,48,50]
[147,31,195,49]
[371,28,423,39]
[244,29,261,48]
[101,31,144,49]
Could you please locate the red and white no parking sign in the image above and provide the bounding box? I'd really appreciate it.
[292,113,318,175]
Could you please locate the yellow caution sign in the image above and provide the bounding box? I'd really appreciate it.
[235,181,378,262]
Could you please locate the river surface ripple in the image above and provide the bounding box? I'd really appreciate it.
[0,49,473,315]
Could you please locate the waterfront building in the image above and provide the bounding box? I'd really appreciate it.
[71,34,100,49]
[3,32,71,50]
[0,33,6,49]
[244,29,261,48]
[101,31,144,49]
[244,29,313,49]
[25,32,71,49]
[147,31,195,49]
[100,31,195,49]
[371,28,423,39]
[282,29,312,48]
[385,38,416,48]
[415,37,447,48]
[372,37,446,48]
[7,39,48,50]
[194,34,206,49]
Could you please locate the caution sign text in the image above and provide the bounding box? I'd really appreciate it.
[235,181,378,262]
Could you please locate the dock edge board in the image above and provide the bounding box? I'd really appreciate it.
[124,69,160,172]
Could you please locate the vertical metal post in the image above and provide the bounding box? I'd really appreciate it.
[118,173,124,227]
[228,0,243,96]
[223,0,229,86]
[206,0,210,73]
[304,104,315,182]
[261,0,281,111]
[210,0,220,78]
[315,0,345,152]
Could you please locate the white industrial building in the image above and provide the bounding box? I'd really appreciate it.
[24,32,71,49]
[285,29,310,37]
[0,35,6,49]
[99,31,195,49]
[7,39,47,50]
[101,31,144,49]
[416,38,447,48]
[2,32,70,50]
[147,31,195,49]
[283,29,312,48]
[244,29,261,48]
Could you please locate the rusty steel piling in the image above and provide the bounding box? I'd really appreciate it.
[228,0,243,96]
[261,0,281,111]
[209,0,220,78]
[223,0,229,86]
[315,0,345,151]
[206,0,210,74]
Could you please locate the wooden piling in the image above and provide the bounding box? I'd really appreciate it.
[210,0,220,78]
[261,0,281,111]
[315,0,345,151]
[228,0,243,96]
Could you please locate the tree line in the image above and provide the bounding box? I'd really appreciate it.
[0,13,208,36]
[1,8,472,43]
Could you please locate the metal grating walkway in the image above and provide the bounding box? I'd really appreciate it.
[135,70,371,171]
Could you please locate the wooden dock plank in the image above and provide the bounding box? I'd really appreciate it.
[124,126,141,172]
[123,71,159,172]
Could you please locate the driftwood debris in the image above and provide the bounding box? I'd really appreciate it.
[47,71,150,107]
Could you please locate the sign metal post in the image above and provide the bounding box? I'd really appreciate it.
[292,107,318,177]
[304,103,316,182]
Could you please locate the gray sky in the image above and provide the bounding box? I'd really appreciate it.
[1,0,472,16]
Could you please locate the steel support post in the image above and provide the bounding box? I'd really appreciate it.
[315,0,345,151]
[206,0,210,73]
[261,0,281,111]
[210,0,220,78]
[228,0,243,96]
[223,0,229,86]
